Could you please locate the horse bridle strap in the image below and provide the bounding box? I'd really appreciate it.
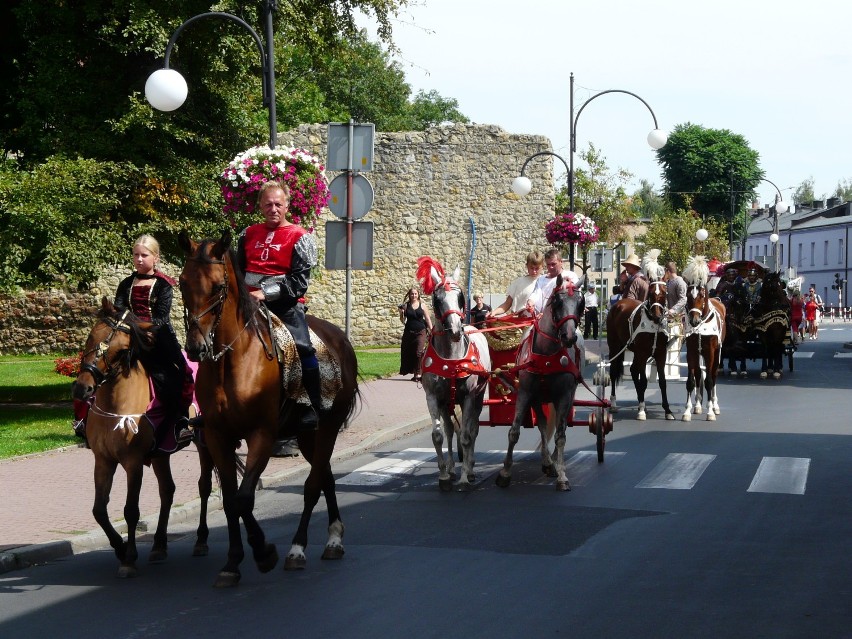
[421,337,489,380]
[81,310,133,388]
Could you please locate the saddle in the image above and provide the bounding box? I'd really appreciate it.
[263,308,342,410]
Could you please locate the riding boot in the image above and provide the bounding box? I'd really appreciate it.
[299,366,323,432]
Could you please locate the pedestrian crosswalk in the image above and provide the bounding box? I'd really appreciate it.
[337,448,811,495]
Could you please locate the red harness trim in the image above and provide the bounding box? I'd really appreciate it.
[421,336,489,380]
[514,331,583,379]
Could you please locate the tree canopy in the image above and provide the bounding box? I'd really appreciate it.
[656,123,762,246]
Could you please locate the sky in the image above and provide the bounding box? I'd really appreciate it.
[359,0,852,207]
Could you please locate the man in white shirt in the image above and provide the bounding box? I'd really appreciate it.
[583,283,599,339]
[526,249,579,315]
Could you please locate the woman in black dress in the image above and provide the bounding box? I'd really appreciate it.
[470,293,491,328]
[398,287,433,382]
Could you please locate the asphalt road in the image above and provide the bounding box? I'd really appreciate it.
[1,326,851,639]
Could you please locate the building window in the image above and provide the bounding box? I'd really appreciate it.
[810,242,815,266]
[780,244,784,266]
[797,243,803,268]
[824,240,829,265]
[840,238,845,263]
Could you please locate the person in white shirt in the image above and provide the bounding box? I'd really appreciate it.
[526,248,580,315]
[583,283,599,339]
[488,251,544,317]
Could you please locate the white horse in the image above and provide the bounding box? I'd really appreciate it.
[418,257,491,492]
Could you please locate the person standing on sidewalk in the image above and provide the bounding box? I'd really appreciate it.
[237,180,322,458]
[583,283,599,339]
[398,287,432,382]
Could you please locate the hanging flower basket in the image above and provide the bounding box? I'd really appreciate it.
[544,211,600,249]
[220,145,330,230]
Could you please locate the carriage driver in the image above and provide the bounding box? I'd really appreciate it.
[237,180,323,455]
[742,266,762,308]
[620,253,648,301]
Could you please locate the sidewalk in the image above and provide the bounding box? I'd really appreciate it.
[0,341,602,574]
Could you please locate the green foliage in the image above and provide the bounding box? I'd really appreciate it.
[555,144,640,245]
[636,208,732,269]
[832,178,852,203]
[0,406,75,459]
[656,123,762,237]
[794,177,816,204]
[354,349,400,380]
[630,179,668,220]
[405,90,470,130]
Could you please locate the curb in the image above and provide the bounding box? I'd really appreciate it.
[0,416,430,575]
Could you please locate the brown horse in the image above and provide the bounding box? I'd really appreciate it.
[754,271,791,379]
[681,256,726,421]
[71,297,214,577]
[606,279,674,420]
[178,230,359,588]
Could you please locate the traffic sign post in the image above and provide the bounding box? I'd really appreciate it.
[326,121,375,338]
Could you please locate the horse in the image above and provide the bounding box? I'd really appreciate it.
[754,271,791,379]
[606,275,674,421]
[495,274,584,491]
[178,230,359,587]
[417,257,491,492]
[71,297,214,577]
[681,256,726,421]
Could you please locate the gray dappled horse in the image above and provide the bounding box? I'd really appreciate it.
[495,274,585,492]
[418,257,491,491]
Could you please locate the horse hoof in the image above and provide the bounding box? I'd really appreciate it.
[694,406,702,415]
[542,464,558,478]
[681,413,692,422]
[556,480,571,492]
[192,543,209,557]
[117,565,138,579]
[760,372,768,379]
[284,554,307,571]
[321,545,345,560]
[665,413,675,421]
[636,412,646,421]
[148,548,168,564]
[256,544,279,574]
[707,412,716,422]
[495,473,511,488]
[773,372,781,380]
[213,571,241,588]
[438,478,454,492]
[713,407,721,415]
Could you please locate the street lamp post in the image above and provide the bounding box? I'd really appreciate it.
[762,178,788,273]
[145,1,278,149]
[511,72,667,270]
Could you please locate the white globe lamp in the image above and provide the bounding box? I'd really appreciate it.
[511,176,532,197]
[770,233,780,243]
[145,69,189,112]
[695,228,709,242]
[647,129,668,150]
[774,200,788,214]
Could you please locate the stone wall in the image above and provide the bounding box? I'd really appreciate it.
[0,124,557,354]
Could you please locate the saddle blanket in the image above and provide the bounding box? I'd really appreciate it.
[265,309,342,410]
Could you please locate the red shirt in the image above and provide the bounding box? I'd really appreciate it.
[242,223,307,278]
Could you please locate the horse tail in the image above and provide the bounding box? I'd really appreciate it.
[610,352,624,386]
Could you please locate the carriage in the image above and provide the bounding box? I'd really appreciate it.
[478,317,613,463]
[718,260,796,376]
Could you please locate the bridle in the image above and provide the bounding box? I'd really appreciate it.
[431,280,466,336]
[644,280,668,322]
[79,310,133,390]
[534,284,581,349]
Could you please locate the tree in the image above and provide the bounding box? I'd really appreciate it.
[555,144,639,246]
[792,177,816,205]
[405,90,469,130]
[656,123,762,247]
[636,208,731,269]
[630,179,667,220]
[833,178,852,203]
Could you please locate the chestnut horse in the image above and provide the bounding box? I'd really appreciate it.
[71,298,214,577]
[606,278,674,420]
[178,231,359,588]
[495,274,585,491]
[418,257,491,492]
[681,256,726,421]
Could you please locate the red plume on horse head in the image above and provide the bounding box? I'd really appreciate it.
[416,256,446,295]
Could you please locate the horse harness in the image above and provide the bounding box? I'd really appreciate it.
[80,310,134,390]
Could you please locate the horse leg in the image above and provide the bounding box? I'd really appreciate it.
[631,360,647,421]
[320,464,345,561]
[704,362,718,421]
[609,354,623,413]
[536,402,556,478]
[148,456,176,563]
[206,442,246,588]
[496,383,530,488]
[233,441,278,576]
[91,457,129,569]
[456,394,481,491]
[118,461,144,578]
[552,389,576,492]
[682,368,695,422]
[656,352,674,420]
[193,442,214,557]
[426,384,455,491]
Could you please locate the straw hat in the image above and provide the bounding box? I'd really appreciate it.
[622,253,642,268]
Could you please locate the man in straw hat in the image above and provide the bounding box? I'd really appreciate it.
[621,252,648,301]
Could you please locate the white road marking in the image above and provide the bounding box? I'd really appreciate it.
[747,457,810,495]
[636,453,716,489]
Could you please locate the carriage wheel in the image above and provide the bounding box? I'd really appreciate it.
[596,407,606,463]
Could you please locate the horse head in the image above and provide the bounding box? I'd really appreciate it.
[759,271,790,312]
[178,230,244,361]
[645,278,668,323]
[684,255,711,328]
[417,256,465,342]
[72,297,154,401]
[540,274,583,350]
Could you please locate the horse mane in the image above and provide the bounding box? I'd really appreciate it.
[683,255,709,287]
[96,302,153,369]
[642,249,665,281]
[227,246,260,321]
[416,256,446,295]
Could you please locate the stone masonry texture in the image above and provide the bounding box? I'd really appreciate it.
[0,124,557,353]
